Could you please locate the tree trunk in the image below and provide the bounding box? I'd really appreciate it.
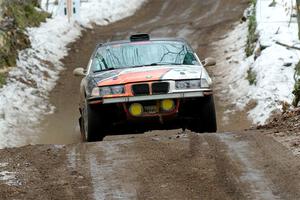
[297,0,300,39]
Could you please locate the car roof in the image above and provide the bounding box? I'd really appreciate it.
[98,36,189,47]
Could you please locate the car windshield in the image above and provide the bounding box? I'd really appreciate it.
[91,41,198,72]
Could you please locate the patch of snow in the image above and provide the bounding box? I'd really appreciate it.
[214,0,300,124]
[0,0,146,148]
[53,144,65,149]
[0,162,8,168]
[0,162,18,186]
[0,171,15,181]
[67,146,76,169]
[0,171,21,186]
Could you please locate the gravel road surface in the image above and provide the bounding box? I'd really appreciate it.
[1,131,300,199]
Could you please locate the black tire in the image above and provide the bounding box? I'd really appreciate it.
[189,95,217,133]
[82,100,105,142]
[79,116,85,142]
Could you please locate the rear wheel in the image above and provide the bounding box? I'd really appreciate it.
[82,100,105,142]
[189,95,217,133]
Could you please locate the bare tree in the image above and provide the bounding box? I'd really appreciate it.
[297,0,300,39]
[46,0,50,11]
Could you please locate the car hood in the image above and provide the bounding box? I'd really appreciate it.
[92,65,207,86]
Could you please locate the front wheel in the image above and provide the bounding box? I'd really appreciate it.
[189,95,217,133]
[82,100,105,142]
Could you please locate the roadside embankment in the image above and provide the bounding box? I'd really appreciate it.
[0,0,146,148]
[213,0,300,125]
[0,0,49,86]
[212,0,300,155]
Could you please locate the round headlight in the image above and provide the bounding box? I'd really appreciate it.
[161,99,175,111]
[129,103,143,117]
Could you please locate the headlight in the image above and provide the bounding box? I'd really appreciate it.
[110,85,125,94]
[91,85,125,97]
[200,79,210,88]
[91,87,100,97]
[129,103,143,116]
[175,79,210,90]
[99,87,112,96]
[161,99,175,111]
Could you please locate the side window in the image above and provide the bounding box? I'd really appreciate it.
[183,51,197,65]
[91,50,108,71]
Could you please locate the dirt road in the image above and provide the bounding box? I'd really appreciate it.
[1,130,300,199]
[1,0,300,199]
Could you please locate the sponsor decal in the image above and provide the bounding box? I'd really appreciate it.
[97,65,202,86]
[98,68,171,86]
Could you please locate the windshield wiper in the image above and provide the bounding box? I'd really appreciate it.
[93,67,116,73]
[93,63,183,73]
[145,62,182,66]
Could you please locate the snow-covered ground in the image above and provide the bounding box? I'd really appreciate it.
[214,0,300,125]
[0,0,146,148]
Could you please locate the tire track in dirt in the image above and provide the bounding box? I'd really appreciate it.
[87,140,139,199]
[80,131,248,199]
[217,133,280,199]
[85,131,300,200]
[129,132,247,200]
[230,131,300,200]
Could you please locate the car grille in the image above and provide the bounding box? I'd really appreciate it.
[143,105,158,114]
[140,101,158,114]
[132,84,150,96]
[152,82,169,95]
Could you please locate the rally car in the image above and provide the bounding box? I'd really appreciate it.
[73,34,217,141]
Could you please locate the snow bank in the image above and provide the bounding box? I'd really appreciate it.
[215,0,300,125]
[0,0,146,148]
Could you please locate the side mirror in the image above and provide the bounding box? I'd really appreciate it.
[203,57,216,67]
[73,68,86,77]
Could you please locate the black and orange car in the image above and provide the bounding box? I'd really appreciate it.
[73,34,217,141]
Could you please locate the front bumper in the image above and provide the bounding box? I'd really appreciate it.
[88,90,212,104]
[84,95,214,132]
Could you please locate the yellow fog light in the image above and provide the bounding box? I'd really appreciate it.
[129,103,143,116]
[161,99,175,111]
